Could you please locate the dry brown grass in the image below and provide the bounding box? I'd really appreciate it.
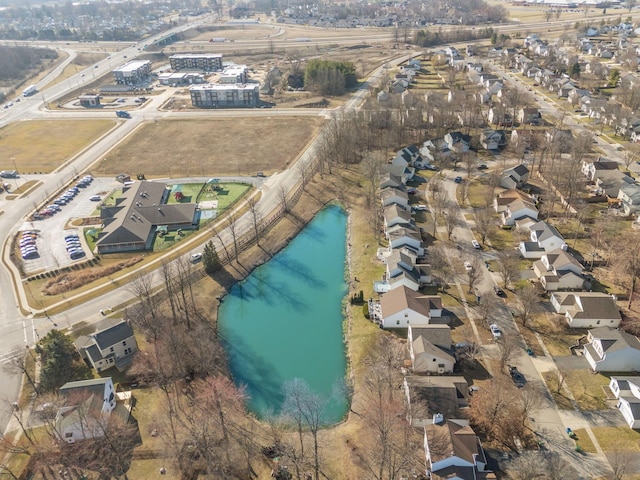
[42,256,143,296]
[0,120,115,173]
[92,117,324,177]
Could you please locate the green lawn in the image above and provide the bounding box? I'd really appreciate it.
[166,182,205,204]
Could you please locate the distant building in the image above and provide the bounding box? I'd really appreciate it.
[169,53,223,72]
[219,65,248,84]
[158,72,205,86]
[78,94,101,107]
[112,60,152,85]
[189,83,260,108]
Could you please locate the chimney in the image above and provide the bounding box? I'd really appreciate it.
[433,413,444,425]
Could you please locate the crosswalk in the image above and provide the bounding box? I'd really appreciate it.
[0,348,23,365]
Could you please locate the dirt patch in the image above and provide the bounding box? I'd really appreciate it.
[92,117,323,177]
[42,256,143,296]
[0,120,115,173]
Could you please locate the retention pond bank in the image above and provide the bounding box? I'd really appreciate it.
[218,205,349,424]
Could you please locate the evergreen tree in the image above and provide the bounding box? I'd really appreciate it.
[36,330,92,392]
[203,240,221,275]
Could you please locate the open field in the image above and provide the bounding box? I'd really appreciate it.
[0,120,115,173]
[92,117,324,178]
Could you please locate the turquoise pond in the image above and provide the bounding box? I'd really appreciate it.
[218,205,349,424]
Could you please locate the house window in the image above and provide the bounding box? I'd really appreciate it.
[396,320,400,325]
[109,358,114,363]
[596,320,601,325]
[438,364,445,368]
[404,313,408,317]
[65,432,73,438]
[110,347,114,352]
[122,341,127,346]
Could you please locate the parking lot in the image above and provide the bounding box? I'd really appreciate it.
[19,177,120,275]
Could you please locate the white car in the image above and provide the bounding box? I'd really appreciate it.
[190,252,203,263]
[464,261,473,271]
[471,240,481,249]
[412,204,428,212]
[490,324,502,339]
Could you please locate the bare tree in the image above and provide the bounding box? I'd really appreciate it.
[551,367,569,394]
[3,347,38,394]
[611,231,640,309]
[210,225,231,264]
[226,212,240,261]
[467,257,483,294]
[278,184,290,214]
[507,452,544,479]
[497,333,519,372]
[475,295,501,329]
[495,249,521,289]
[474,207,495,245]
[609,448,633,480]
[513,284,541,328]
[429,176,445,236]
[131,271,158,320]
[246,195,263,246]
[443,203,458,240]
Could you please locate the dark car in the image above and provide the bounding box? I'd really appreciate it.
[454,176,463,183]
[494,286,507,298]
[509,366,526,388]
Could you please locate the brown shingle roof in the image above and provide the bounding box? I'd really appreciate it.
[380,285,433,318]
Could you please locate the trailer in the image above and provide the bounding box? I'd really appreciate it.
[23,85,37,97]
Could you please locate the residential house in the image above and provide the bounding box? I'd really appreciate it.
[582,157,620,182]
[444,132,471,154]
[384,247,432,291]
[389,163,415,183]
[384,204,414,232]
[378,285,441,329]
[488,107,512,127]
[424,415,495,480]
[609,377,640,429]
[408,325,454,374]
[75,319,138,372]
[97,181,198,254]
[551,292,621,328]
[533,249,584,291]
[494,189,536,213]
[499,164,530,190]
[567,88,591,105]
[388,226,424,255]
[617,183,640,215]
[501,197,539,226]
[55,378,120,443]
[510,129,539,150]
[404,376,469,426]
[377,90,390,104]
[379,172,404,190]
[380,187,409,210]
[519,220,567,259]
[595,170,635,199]
[584,327,640,372]
[518,107,542,125]
[480,129,507,150]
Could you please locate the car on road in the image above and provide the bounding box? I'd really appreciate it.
[464,261,473,271]
[190,252,203,263]
[454,176,463,183]
[477,164,488,170]
[494,286,507,298]
[509,366,526,387]
[412,204,428,212]
[89,195,101,201]
[490,323,502,339]
[471,240,481,249]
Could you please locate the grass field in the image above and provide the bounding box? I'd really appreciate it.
[92,117,323,177]
[0,120,115,173]
[45,51,106,89]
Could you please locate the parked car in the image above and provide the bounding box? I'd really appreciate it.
[454,176,463,183]
[490,324,502,339]
[424,164,438,171]
[471,240,481,249]
[477,164,488,170]
[509,366,526,387]
[190,252,203,263]
[464,261,473,271]
[89,195,101,201]
[412,204,429,212]
[493,286,507,298]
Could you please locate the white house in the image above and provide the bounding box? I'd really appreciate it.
[380,187,409,210]
[385,247,432,292]
[75,319,138,372]
[55,378,118,444]
[551,292,621,328]
[480,129,507,150]
[408,325,454,374]
[389,164,415,183]
[581,158,620,182]
[387,226,424,255]
[533,249,584,291]
[609,376,640,429]
[444,132,471,154]
[617,183,640,215]
[501,198,538,226]
[378,286,442,329]
[499,164,530,190]
[423,416,493,480]
[584,327,640,372]
[519,220,567,259]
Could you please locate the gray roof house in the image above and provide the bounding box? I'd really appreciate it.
[617,183,640,215]
[609,376,640,429]
[519,220,567,259]
[551,292,621,328]
[383,204,414,231]
[403,376,469,426]
[384,247,432,292]
[75,318,138,372]
[380,186,409,210]
[97,181,197,253]
[584,327,640,372]
[499,164,530,190]
[408,324,454,374]
[532,249,584,291]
